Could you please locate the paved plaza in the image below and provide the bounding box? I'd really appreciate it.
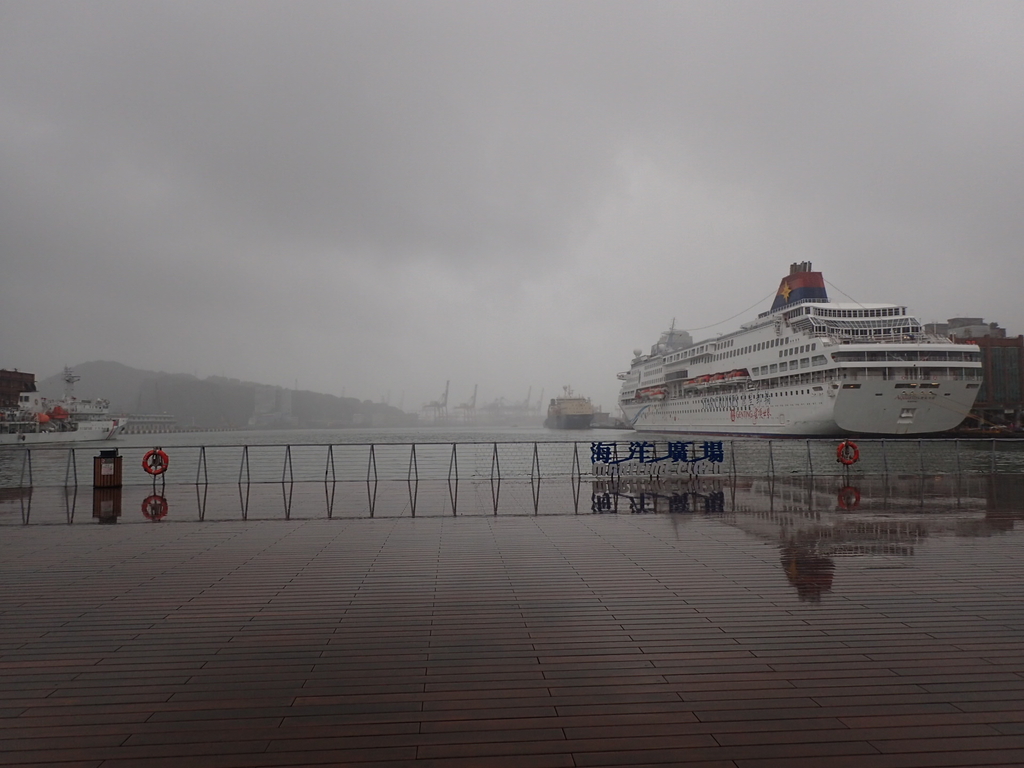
[2,488,1024,767]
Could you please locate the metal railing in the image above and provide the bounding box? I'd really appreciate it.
[3,438,1024,491]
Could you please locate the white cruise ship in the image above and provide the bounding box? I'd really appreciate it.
[618,262,982,436]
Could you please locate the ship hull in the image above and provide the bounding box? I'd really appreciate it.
[0,419,125,445]
[544,413,594,430]
[621,380,978,437]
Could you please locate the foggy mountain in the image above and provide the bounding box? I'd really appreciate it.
[36,361,414,429]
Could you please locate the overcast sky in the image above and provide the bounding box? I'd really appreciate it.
[3,1,1023,413]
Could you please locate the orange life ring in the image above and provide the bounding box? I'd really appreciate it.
[142,494,169,520]
[837,486,861,509]
[142,448,169,475]
[836,440,859,466]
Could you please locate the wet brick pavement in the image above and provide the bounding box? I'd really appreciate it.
[3,512,1024,767]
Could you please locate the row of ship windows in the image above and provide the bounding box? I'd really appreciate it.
[832,350,980,362]
[781,343,816,358]
[784,305,907,319]
[667,344,716,363]
[674,340,976,371]
[668,336,797,364]
[754,356,827,375]
[815,323,922,335]
[813,307,905,318]
[629,367,983,399]
[712,336,793,362]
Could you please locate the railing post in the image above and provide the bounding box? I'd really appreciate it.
[282,445,294,484]
[196,446,208,485]
[325,445,336,483]
[239,445,251,485]
[367,444,378,483]
[448,444,458,483]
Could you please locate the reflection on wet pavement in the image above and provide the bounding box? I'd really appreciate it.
[4,474,1023,604]
[2,474,1024,766]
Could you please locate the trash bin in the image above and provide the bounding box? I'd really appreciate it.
[93,448,122,488]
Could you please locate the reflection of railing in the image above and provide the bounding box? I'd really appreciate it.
[6,471,1023,528]
[3,438,1024,490]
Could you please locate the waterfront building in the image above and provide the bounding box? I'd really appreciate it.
[0,369,35,408]
[945,319,1024,429]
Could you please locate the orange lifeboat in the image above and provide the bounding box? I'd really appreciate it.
[35,412,50,424]
[48,405,69,420]
[637,387,668,400]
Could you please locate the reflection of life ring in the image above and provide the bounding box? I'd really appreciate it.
[142,448,169,475]
[836,440,859,466]
[837,486,861,510]
[142,495,169,520]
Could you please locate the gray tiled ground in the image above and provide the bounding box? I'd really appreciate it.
[2,503,1024,767]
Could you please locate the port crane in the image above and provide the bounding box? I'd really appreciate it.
[422,381,449,422]
[454,384,477,423]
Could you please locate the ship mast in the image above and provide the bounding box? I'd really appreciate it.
[62,367,80,400]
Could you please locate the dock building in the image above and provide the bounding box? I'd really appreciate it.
[930,318,1024,430]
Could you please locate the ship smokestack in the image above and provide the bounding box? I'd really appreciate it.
[789,261,813,274]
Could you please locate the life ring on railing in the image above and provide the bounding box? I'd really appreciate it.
[142,448,169,475]
[837,486,861,510]
[836,440,859,466]
[141,494,169,520]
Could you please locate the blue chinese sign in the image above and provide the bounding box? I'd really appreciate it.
[590,440,725,467]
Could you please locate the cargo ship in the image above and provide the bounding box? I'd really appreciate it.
[544,386,595,430]
[617,262,982,436]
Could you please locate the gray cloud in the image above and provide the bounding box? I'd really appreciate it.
[3,0,1023,411]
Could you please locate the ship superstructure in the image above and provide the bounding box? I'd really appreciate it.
[618,263,982,436]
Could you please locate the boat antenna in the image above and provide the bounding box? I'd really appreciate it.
[679,289,776,333]
[824,279,869,310]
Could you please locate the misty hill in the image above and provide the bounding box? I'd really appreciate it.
[37,361,163,413]
[36,361,414,429]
